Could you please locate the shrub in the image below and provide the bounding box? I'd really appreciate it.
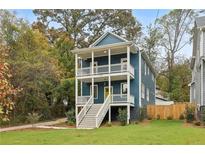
[117,108,127,126]
[134,121,139,124]
[185,105,195,123]
[26,112,42,124]
[179,114,185,120]
[65,109,75,125]
[139,106,147,122]
[147,116,152,120]
[201,108,205,125]
[157,114,160,120]
[194,121,201,126]
[167,116,173,120]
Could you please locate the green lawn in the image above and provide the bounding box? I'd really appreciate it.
[1,120,205,145]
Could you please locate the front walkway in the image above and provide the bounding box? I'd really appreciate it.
[0,118,67,132]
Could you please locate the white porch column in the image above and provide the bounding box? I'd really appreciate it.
[75,53,78,126]
[201,61,203,106]
[108,48,111,74]
[92,78,94,102]
[109,106,111,123]
[127,46,130,124]
[139,51,142,107]
[127,46,130,72]
[91,51,94,75]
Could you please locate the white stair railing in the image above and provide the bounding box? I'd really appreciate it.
[77,96,93,127]
[95,95,111,128]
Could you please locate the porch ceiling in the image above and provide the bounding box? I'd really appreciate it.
[76,44,137,59]
[79,74,132,83]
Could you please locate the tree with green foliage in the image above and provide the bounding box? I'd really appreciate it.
[156,10,196,93]
[33,9,142,48]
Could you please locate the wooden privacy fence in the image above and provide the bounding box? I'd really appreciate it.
[147,103,196,120]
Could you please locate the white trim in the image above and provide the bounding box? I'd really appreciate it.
[71,41,133,54]
[121,58,127,71]
[90,61,98,74]
[139,51,142,107]
[90,32,128,47]
[121,82,127,96]
[108,48,111,74]
[90,84,98,100]
[104,86,113,101]
[91,51,94,75]
[76,72,134,80]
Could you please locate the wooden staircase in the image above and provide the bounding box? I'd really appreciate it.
[78,104,102,129]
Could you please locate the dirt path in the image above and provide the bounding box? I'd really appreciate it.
[0,118,67,132]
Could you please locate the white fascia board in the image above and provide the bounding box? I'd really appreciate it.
[71,41,133,54]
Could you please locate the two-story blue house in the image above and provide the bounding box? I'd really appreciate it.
[71,32,156,128]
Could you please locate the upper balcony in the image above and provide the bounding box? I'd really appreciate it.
[77,62,134,77]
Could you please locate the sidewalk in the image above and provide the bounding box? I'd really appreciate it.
[0,118,67,132]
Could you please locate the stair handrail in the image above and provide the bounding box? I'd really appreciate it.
[77,95,93,126]
[95,95,111,128]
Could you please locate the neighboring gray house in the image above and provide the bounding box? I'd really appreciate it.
[71,32,156,129]
[189,16,205,107]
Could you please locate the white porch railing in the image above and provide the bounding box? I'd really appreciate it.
[77,96,93,127]
[77,96,90,105]
[111,94,134,104]
[95,95,111,128]
[77,63,134,77]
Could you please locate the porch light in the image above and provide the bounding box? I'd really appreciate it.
[78,56,81,59]
[104,50,107,53]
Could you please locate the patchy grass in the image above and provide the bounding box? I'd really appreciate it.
[1,120,205,145]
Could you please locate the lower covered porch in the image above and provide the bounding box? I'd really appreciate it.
[76,79,135,106]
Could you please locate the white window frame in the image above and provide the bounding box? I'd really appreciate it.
[141,83,145,99]
[121,82,127,96]
[90,61,98,74]
[121,58,127,71]
[147,88,150,102]
[90,84,98,99]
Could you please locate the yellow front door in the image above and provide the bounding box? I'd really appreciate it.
[104,87,112,100]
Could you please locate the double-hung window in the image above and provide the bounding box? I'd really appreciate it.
[147,88,150,102]
[141,83,145,99]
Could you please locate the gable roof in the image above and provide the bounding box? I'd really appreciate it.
[90,32,128,47]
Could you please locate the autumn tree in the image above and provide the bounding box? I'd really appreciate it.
[0,43,19,121]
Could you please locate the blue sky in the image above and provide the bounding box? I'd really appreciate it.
[12,9,192,57]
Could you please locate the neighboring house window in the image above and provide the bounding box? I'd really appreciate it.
[152,73,154,81]
[144,62,147,75]
[148,67,150,75]
[90,85,98,99]
[147,88,150,102]
[141,83,145,99]
[121,83,127,95]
